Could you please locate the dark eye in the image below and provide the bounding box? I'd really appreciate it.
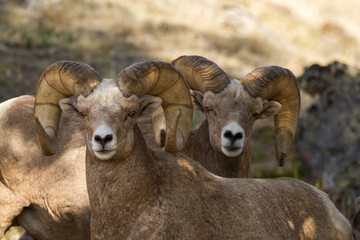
[205,107,213,113]
[252,112,260,119]
[79,112,87,118]
[127,111,136,118]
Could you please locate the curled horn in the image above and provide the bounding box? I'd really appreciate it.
[34,61,103,156]
[171,55,231,93]
[144,55,230,149]
[240,66,300,166]
[115,61,193,153]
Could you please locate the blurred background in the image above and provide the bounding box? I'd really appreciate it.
[1,0,359,238]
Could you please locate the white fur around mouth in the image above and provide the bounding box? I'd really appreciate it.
[221,146,242,157]
[223,145,241,150]
[94,149,116,160]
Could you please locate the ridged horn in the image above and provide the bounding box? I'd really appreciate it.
[34,61,103,156]
[240,66,300,166]
[171,55,231,93]
[146,55,230,149]
[151,106,166,147]
[115,61,192,153]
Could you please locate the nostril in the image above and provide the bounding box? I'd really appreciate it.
[104,134,113,143]
[224,130,244,144]
[224,130,233,139]
[235,132,243,140]
[94,135,102,143]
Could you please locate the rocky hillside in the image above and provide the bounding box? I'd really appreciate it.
[297,62,360,218]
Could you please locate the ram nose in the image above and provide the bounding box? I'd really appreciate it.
[92,124,117,150]
[94,134,113,148]
[221,122,245,157]
[223,130,243,145]
[92,124,117,160]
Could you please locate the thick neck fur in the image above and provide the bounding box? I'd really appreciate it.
[182,120,251,178]
[85,124,161,240]
[80,122,350,240]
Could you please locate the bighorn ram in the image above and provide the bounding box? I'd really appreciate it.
[0,63,100,239]
[140,55,300,178]
[0,96,90,240]
[34,60,351,239]
[0,60,192,239]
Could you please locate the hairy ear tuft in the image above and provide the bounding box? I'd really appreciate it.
[59,98,79,116]
[258,101,281,119]
[138,97,162,119]
[190,90,204,111]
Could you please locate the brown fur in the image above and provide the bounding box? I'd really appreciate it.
[139,80,278,178]
[0,92,351,240]
[0,96,90,240]
[71,90,352,239]
[139,119,252,177]
[88,127,352,239]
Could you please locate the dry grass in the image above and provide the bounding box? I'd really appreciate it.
[1,0,359,79]
[1,0,358,100]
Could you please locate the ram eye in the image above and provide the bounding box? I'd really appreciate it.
[205,107,213,113]
[127,111,136,118]
[79,112,87,118]
[252,112,260,118]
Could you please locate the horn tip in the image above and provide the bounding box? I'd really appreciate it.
[33,117,56,156]
[164,109,184,153]
[276,152,286,167]
[160,129,166,147]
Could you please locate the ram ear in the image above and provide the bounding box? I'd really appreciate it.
[258,100,281,119]
[190,90,204,111]
[137,96,162,119]
[59,98,80,117]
